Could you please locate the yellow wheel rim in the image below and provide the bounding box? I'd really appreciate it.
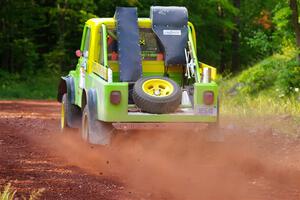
[61,102,65,129]
[142,79,174,97]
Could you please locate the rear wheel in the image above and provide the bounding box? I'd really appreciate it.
[132,76,182,114]
[60,95,69,132]
[81,105,114,145]
[61,94,81,132]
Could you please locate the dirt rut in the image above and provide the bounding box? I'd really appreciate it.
[1,100,300,200]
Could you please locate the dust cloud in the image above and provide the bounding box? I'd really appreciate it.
[46,124,300,200]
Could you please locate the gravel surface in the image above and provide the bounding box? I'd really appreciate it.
[1,100,300,200]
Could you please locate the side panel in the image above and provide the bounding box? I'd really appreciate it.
[194,82,218,121]
[100,83,128,121]
[87,24,100,74]
[84,73,128,121]
[71,69,82,107]
[73,24,92,108]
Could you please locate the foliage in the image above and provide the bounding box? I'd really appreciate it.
[0,0,274,74]
[237,55,287,94]
[0,183,45,200]
[221,91,300,117]
[0,0,299,99]
[0,184,16,200]
[28,188,45,200]
[0,69,59,99]
[219,50,300,121]
[277,58,300,94]
[245,30,273,58]
[227,51,299,96]
[272,1,295,53]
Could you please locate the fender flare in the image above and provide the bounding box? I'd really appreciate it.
[87,89,98,120]
[57,75,75,103]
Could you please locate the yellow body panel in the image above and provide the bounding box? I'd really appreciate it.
[92,61,108,80]
[199,62,217,81]
[85,18,197,76]
[108,60,183,73]
[61,101,65,129]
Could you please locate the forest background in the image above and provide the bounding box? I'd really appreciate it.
[0,0,299,103]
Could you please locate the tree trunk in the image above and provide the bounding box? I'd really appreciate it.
[218,4,226,73]
[231,0,241,71]
[289,0,300,62]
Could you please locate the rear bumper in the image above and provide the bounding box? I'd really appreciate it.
[112,122,208,130]
[102,107,218,123]
[95,81,219,123]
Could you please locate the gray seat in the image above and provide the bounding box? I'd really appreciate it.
[115,7,142,82]
[150,6,188,66]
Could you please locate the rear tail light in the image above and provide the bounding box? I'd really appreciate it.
[110,91,121,105]
[203,91,214,105]
[156,53,164,61]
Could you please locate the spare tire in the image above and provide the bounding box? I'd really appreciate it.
[132,76,182,114]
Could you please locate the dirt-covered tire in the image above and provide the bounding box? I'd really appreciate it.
[132,76,182,114]
[61,93,81,132]
[81,105,114,145]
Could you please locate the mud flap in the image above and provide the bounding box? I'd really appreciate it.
[57,76,75,103]
[84,89,114,145]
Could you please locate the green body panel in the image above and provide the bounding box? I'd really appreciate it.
[194,82,218,105]
[65,18,219,124]
[91,77,217,122]
[80,26,87,51]
[71,69,218,123]
[103,111,217,123]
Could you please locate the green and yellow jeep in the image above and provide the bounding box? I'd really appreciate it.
[57,7,219,145]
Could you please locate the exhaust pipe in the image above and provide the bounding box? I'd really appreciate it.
[202,67,211,83]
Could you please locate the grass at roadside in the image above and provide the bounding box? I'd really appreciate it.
[220,90,300,136]
[219,52,300,118]
[0,184,16,200]
[219,53,300,137]
[221,87,300,117]
[0,70,59,100]
[0,183,44,200]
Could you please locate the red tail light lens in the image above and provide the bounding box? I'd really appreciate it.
[110,91,121,105]
[75,49,82,57]
[203,91,214,105]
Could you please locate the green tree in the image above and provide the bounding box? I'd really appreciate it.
[289,0,300,62]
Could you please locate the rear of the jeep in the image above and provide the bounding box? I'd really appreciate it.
[58,6,219,145]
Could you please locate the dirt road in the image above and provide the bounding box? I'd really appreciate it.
[1,100,300,200]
